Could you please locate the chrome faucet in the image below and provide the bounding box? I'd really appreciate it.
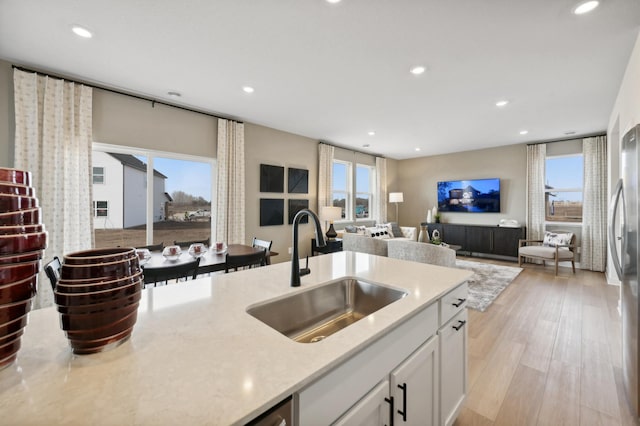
[291,208,326,287]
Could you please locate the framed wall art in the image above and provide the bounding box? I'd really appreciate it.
[260,198,284,226]
[288,199,309,224]
[288,167,309,194]
[260,164,284,193]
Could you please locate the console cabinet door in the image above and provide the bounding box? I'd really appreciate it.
[439,310,468,426]
[333,380,390,426]
[465,226,493,254]
[491,227,524,257]
[442,224,465,247]
[390,336,439,426]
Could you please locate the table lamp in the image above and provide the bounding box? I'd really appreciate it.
[320,206,342,240]
[389,192,404,222]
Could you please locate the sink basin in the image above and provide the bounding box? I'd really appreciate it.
[247,277,407,343]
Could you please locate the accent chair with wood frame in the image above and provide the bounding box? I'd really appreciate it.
[518,230,576,276]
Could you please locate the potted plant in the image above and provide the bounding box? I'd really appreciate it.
[434,213,441,223]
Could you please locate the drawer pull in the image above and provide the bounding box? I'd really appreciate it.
[452,320,467,331]
[384,396,394,426]
[452,298,466,307]
[397,383,407,421]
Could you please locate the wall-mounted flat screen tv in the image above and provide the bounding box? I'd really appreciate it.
[437,178,500,213]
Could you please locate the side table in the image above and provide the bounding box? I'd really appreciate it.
[311,238,343,256]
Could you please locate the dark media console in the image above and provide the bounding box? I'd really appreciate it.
[422,223,525,260]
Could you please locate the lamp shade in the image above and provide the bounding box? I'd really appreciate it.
[320,206,342,222]
[389,192,404,203]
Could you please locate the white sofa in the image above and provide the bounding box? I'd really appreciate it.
[340,225,416,258]
[341,226,456,267]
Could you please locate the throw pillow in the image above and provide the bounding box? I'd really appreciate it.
[344,225,357,233]
[371,229,391,239]
[542,231,573,247]
[355,225,367,235]
[377,223,395,238]
[389,222,403,238]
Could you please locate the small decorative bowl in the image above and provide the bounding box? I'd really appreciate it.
[162,245,182,261]
[188,243,207,258]
[135,248,152,265]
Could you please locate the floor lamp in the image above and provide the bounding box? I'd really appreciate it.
[389,192,404,222]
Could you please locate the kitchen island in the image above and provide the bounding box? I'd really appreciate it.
[0,251,471,425]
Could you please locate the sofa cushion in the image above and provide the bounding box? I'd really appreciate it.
[387,239,456,268]
[389,222,403,238]
[519,245,574,260]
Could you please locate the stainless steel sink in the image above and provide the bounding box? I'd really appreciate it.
[247,277,407,343]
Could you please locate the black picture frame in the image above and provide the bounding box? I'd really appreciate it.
[288,167,309,194]
[260,164,284,193]
[260,198,284,226]
[288,199,309,224]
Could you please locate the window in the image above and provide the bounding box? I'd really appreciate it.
[355,165,374,219]
[92,167,105,184]
[332,161,351,219]
[545,155,583,222]
[93,201,108,217]
[332,159,376,221]
[92,144,215,249]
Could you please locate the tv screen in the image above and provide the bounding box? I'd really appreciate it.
[437,178,500,213]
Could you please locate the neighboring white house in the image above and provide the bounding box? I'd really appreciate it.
[92,152,170,229]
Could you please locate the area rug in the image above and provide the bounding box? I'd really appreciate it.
[455,259,523,312]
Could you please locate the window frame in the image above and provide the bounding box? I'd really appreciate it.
[355,163,375,221]
[544,153,583,224]
[93,200,109,217]
[92,166,105,184]
[92,142,216,245]
[332,159,352,221]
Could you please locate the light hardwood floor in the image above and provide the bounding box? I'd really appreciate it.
[454,257,638,426]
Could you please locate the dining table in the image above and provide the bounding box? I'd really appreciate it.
[141,244,279,274]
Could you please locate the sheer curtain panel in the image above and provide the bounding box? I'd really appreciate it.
[318,143,334,230]
[216,119,245,244]
[581,136,607,271]
[375,157,387,223]
[13,69,94,309]
[526,144,546,241]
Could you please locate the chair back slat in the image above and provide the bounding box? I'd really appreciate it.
[225,250,266,273]
[142,258,201,286]
[44,256,62,291]
[251,237,273,251]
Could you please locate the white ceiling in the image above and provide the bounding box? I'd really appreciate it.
[1,0,639,159]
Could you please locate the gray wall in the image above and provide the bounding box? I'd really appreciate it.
[396,144,527,229]
[0,60,14,167]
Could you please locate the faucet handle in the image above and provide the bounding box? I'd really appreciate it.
[300,256,310,276]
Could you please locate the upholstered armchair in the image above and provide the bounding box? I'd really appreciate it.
[518,230,576,276]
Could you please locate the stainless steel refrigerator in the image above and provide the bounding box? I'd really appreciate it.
[610,123,640,418]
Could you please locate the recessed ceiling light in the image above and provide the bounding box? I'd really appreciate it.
[410,66,426,75]
[242,86,254,93]
[167,91,181,98]
[71,25,93,38]
[564,131,576,135]
[495,100,509,107]
[574,1,599,14]
[363,144,371,148]
[368,131,376,136]
[519,130,529,135]
[326,0,342,3]
[415,147,421,152]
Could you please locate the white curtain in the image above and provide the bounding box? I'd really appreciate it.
[375,157,387,223]
[216,119,245,244]
[526,144,546,241]
[13,69,94,309]
[318,143,334,230]
[582,136,607,271]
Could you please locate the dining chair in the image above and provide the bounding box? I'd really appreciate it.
[225,250,267,273]
[252,237,273,264]
[173,238,210,249]
[142,257,201,287]
[44,256,62,291]
[137,242,164,252]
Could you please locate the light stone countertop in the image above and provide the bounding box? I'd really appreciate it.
[0,251,472,425]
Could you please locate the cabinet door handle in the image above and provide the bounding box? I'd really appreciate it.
[384,396,394,426]
[452,298,466,307]
[397,383,407,422]
[452,320,467,331]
